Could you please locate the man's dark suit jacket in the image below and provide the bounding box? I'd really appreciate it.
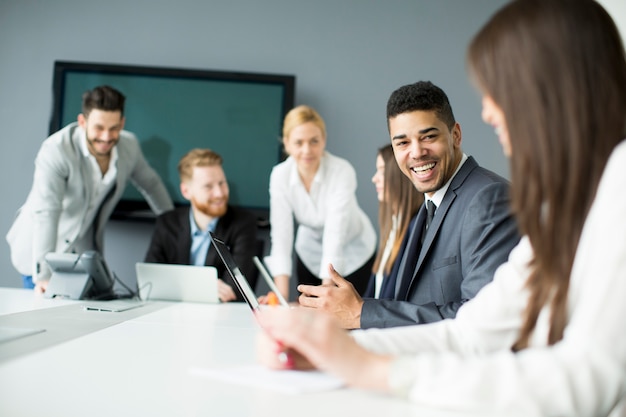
[360,156,520,328]
[144,205,258,301]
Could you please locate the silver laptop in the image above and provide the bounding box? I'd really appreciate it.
[135,263,219,303]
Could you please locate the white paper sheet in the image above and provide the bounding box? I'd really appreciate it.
[190,365,345,394]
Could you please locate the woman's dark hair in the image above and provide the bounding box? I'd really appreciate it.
[372,144,422,275]
[468,0,626,350]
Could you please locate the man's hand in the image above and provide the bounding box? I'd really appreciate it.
[217,279,237,302]
[297,264,363,329]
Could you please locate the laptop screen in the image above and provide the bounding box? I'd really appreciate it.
[209,232,261,312]
[135,263,218,303]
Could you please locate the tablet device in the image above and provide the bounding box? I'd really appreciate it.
[209,232,261,312]
[253,256,289,307]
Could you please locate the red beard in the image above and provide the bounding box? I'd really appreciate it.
[191,196,228,218]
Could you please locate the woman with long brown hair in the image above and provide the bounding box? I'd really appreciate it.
[257,1,626,415]
[365,144,422,299]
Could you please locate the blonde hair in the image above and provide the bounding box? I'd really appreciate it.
[177,148,223,183]
[282,105,326,139]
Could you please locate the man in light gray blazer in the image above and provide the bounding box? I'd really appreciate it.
[298,81,520,329]
[6,86,173,292]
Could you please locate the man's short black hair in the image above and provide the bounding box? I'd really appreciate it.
[386,81,456,130]
[82,85,126,117]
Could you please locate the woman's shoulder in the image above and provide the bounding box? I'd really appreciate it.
[323,151,355,169]
[609,139,626,164]
[322,152,356,178]
[269,156,295,183]
[271,155,294,170]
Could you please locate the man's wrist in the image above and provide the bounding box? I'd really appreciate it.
[346,299,364,329]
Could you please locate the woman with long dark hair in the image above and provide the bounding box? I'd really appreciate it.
[366,144,422,299]
[257,1,626,415]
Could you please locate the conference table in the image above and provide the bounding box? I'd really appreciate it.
[0,288,512,417]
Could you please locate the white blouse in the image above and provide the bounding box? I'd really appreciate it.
[265,151,376,279]
[352,141,626,416]
[374,214,399,298]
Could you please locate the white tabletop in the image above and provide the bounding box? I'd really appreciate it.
[0,287,80,316]
[0,288,504,417]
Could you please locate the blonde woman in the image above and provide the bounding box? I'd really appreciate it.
[264,105,376,300]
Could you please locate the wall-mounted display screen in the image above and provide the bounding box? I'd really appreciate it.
[50,61,295,218]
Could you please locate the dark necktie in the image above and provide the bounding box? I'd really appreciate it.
[394,216,421,298]
[395,201,437,299]
[422,200,436,244]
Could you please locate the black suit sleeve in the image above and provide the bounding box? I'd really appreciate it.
[213,207,258,301]
[144,210,184,264]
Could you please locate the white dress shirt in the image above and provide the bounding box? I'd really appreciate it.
[77,135,118,244]
[374,214,399,298]
[426,153,467,208]
[265,151,376,279]
[352,141,626,417]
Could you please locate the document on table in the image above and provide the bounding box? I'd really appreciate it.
[190,365,344,394]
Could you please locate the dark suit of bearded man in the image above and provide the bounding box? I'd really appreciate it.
[144,205,258,300]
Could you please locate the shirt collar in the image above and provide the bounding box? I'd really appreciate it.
[426,153,468,208]
[79,129,91,157]
[288,151,327,187]
[189,208,219,235]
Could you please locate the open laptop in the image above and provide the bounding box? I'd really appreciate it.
[135,263,219,303]
[209,232,289,311]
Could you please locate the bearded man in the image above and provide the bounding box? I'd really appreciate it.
[7,85,173,292]
[144,148,258,302]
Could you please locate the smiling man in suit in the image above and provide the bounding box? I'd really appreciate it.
[298,81,520,328]
[144,148,258,302]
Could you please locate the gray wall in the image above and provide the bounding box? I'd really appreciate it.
[0,0,511,290]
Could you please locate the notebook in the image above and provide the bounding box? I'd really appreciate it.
[135,263,219,303]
